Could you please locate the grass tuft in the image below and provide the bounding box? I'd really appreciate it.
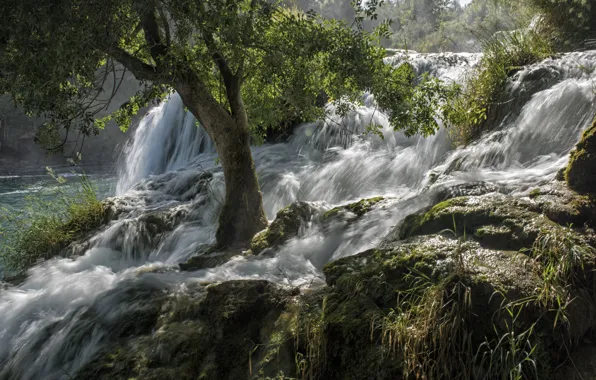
[0,170,105,274]
[447,28,553,145]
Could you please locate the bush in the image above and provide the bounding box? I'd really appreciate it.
[447,27,553,144]
[0,170,105,274]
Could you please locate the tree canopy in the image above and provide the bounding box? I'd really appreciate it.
[0,0,453,147]
[0,0,458,245]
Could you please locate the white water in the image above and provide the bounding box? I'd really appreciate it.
[1,51,595,379]
[116,94,215,194]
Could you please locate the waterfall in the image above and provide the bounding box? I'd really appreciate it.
[116,94,215,195]
[1,50,595,380]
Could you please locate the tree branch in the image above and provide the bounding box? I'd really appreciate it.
[104,45,170,83]
[134,0,168,62]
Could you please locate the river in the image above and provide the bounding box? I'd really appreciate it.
[0,50,594,379]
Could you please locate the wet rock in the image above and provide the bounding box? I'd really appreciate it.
[74,189,596,380]
[251,202,318,255]
[528,181,596,228]
[398,193,552,250]
[179,247,245,271]
[316,197,596,378]
[74,280,296,380]
[555,342,596,379]
[323,196,385,220]
[434,181,500,202]
[1,272,28,287]
[565,119,596,194]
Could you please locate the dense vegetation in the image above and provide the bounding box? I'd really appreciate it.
[446,27,553,144]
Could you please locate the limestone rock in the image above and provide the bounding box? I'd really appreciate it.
[566,120,596,194]
[251,202,318,255]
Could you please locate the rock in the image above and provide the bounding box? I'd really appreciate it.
[323,196,385,220]
[179,247,245,271]
[434,181,500,202]
[74,189,596,380]
[75,280,296,380]
[528,181,596,228]
[555,342,596,379]
[565,119,596,194]
[317,191,596,379]
[398,194,553,250]
[251,202,318,255]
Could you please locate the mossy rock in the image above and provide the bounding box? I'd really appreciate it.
[251,202,317,255]
[318,224,596,378]
[398,194,555,250]
[323,196,385,220]
[565,119,596,194]
[527,181,596,227]
[529,188,541,199]
[75,280,297,380]
[75,189,596,380]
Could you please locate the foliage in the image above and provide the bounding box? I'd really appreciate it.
[0,170,104,273]
[523,0,596,47]
[0,0,452,145]
[531,227,595,325]
[308,0,532,53]
[380,274,474,379]
[474,296,541,380]
[374,62,460,137]
[446,27,553,144]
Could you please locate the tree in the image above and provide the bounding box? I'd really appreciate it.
[0,0,453,247]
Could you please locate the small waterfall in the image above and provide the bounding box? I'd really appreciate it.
[1,50,595,380]
[116,94,215,194]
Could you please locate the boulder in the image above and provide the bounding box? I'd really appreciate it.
[566,119,596,194]
[73,192,596,380]
[179,246,245,271]
[322,196,385,220]
[74,281,297,380]
[251,202,318,255]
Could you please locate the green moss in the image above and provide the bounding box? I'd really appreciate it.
[322,207,341,219]
[250,202,314,255]
[565,119,596,194]
[346,196,384,216]
[323,197,385,220]
[399,197,470,239]
[529,188,541,199]
[399,194,561,251]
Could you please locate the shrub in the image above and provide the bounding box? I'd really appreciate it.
[447,27,553,145]
[0,170,105,274]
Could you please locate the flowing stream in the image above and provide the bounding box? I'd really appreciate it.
[0,50,595,379]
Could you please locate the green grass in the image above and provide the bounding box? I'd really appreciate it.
[474,294,541,380]
[0,170,105,274]
[380,276,474,379]
[447,28,553,145]
[530,227,595,326]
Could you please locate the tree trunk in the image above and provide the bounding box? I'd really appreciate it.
[214,124,268,247]
[176,80,268,248]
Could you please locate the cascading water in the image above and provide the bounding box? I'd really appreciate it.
[116,94,215,194]
[1,50,595,379]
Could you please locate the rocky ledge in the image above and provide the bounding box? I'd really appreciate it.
[73,121,596,379]
[72,173,595,380]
